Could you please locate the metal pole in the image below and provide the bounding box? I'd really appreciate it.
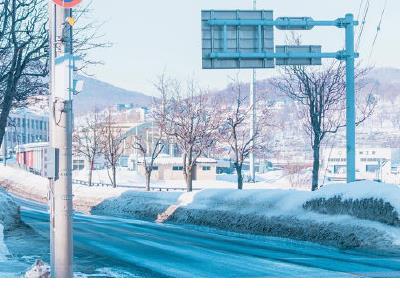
[345,13,356,183]
[49,3,74,278]
[249,0,257,183]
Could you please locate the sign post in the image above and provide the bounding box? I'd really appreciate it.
[48,0,81,278]
[202,10,358,184]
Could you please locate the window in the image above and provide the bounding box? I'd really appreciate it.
[152,166,159,171]
[172,166,183,171]
[366,165,379,173]
[202,166,211,171]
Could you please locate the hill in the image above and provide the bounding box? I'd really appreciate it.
[74,76,153,115]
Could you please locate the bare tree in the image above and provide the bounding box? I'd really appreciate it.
[154,75,221,192]
[0,0,48,149]
[101,109,125,188]
[73,110,102,186]
[130,128,164,191]
[272,61,375,191]
[219,78,270,190]
[0,0,111,149]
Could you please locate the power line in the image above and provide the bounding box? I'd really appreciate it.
[368,0,388,62]
[356,0,364,21]
[356,0,369,52]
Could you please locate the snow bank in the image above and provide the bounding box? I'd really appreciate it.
[0,189,21,263]
[92,181,400,251]
[0,189,21,231]
[169,190,397,250]
[92,191,182,220]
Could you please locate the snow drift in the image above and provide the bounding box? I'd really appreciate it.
[0,189,22,262]
[91,191,182,220]
[0,189,21,231]
[92,181,400,251]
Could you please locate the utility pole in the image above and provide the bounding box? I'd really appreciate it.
[345,13,356,183]
[249,0,257,183]
[48,2,75,278]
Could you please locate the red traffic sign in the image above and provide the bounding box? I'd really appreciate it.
[52,0,82,8]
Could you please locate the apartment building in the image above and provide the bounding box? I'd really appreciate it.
[321,147,400,183]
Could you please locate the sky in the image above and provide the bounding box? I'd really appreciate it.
[83,0,399,96]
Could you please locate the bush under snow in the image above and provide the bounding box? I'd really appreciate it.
[304,181,400,226]
[92,181,400,251]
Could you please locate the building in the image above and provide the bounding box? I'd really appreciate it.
[1,108,49,156]
[135,155,217,181]
[321,147,400,183]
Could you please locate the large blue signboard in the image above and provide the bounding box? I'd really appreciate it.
[202,10,274,69]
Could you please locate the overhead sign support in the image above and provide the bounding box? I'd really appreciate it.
[201,10,358,183]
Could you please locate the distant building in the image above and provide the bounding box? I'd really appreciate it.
[1,109,49,156]
[321,147,400,183]
[135,155,217,181]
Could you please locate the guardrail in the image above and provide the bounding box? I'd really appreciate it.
[72,179,201,192]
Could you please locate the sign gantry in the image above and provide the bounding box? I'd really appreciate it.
[202,10,358,183]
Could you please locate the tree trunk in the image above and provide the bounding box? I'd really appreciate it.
[112,165,117,188]
[145,170,151,192]
[88,159,94,187]
[311,143,320,191]
[0,94,13,150]
[185,168,193,192]
[235,164,244,190]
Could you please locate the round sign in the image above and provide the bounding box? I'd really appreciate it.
[52,0,82,8]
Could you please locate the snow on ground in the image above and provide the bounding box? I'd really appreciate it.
[0,189,21,264]
[0,165,130,213]
[93,182,400,251]
[74,168,307,190]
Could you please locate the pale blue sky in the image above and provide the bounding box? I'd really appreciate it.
[86,0,399,95]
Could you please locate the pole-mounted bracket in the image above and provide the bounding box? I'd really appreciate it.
[336,50,360,61]
[336,17,359,28]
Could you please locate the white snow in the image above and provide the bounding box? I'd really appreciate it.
[93,181,400,251]
[0,224,9,262]
[0,189,21,263]
[0,165,130,213]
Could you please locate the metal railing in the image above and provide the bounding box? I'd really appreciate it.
[72,179,201,192]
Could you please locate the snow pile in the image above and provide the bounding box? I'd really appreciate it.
[24,260,51,278]
[304,181,400,226]
[92,191,182,220]
[0,224,10,262]
[0,189,21,263]
[91,181,400,251]
[0,189,21,231]
[168,188,399,250]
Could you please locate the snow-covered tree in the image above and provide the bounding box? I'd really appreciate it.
[272,61,375,191]
[130,127,164,192]
[100,109,125,188]
[73,110,103,186]
[153,75,221,192]
[219,78,271,190]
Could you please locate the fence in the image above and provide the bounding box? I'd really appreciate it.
[72,179,201,192]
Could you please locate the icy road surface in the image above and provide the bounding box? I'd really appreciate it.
[3,198,400,278]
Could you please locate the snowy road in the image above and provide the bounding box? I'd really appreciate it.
[5,199,400,278]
